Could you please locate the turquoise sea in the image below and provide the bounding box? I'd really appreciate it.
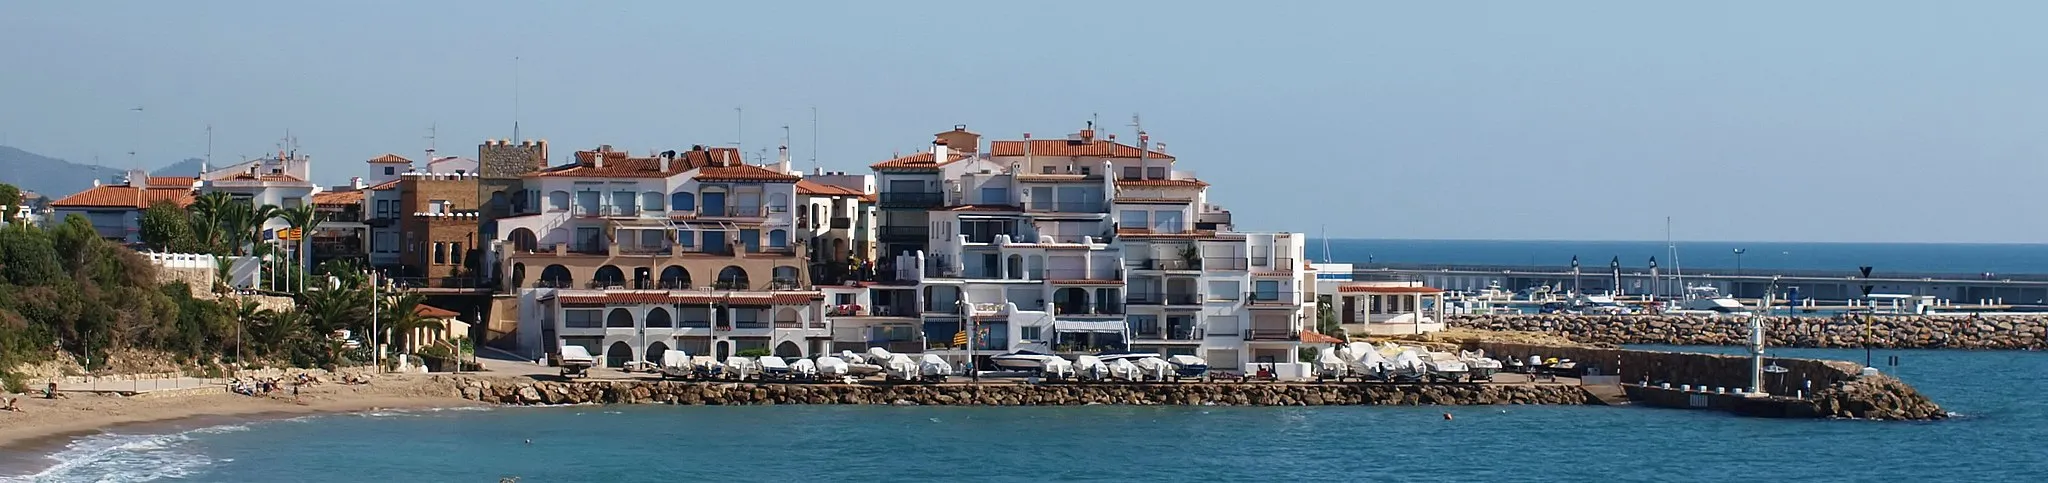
[1313,239,2048,274]
[7,347,2045,482]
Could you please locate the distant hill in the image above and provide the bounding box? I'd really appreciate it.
[0,145,201,199]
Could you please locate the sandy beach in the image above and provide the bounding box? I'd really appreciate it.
[0,373,477,474]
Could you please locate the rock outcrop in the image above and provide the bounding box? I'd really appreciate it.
[454,379,1592,407]
[1797,374,1948,420]
[1449,314,2046,349]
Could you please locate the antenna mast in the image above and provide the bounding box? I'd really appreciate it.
[734,107,745,154]
[204,124,212,174]
[810,106,819,174]
[513,55,522,142]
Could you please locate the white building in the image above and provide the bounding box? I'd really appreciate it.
[48,170,196,243]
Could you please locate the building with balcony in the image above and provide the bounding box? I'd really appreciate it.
[491,143,822,363]
[397,172,486,289]
[1333,281,1447,336]
[310,179,368,268]
[795,165,877,286]
[47,170,196,243]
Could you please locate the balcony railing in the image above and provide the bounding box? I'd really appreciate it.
[880,227,927,241]
[1247,291,1297,305]
[700,205,770,218]
[1267,257,1297,271]
[535,278,576,289]
[879,192,945,208]
[1132,325,1205,341]
[616,245,672,256]
[1243,327,1299,341]
[830,217,853,229]
[1203,257,1249,271]
[768,279,803,291]
[587,279,629,290]
[1044,268,1122,281]
[656,280,693,290]
[1134,258,1200,270]
[1026,201,1107,213]
[1125,292,1200,305]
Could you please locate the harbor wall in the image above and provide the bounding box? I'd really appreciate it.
[1448,314,2047,349]
[454,378,1590,407]
[1462,341,1946,420]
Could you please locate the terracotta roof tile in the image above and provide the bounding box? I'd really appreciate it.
[528,147,743,179]
[146,177,196,187]
[50,186,194,209]
[795,179,865,197]
[313,190,364,206]
[1301,330,1344,345]
[870,152,972,171]
[942,204,1021,212]
[1115,179,1208,188]
[413,304,460,318]
[368,153,413,164]
[559,292,821,307]
[989,139,1173,160]
[695,164,800,183]
[367,179,402,191]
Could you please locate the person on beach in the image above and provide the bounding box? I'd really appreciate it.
[3,397,21,412]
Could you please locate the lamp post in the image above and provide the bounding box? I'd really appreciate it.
[1858,265,1875,369]
[1733,248,1746,276]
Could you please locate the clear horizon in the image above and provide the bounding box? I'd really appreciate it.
[6,1,2047,243]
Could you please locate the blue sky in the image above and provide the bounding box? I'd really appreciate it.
[5,1,2047,243]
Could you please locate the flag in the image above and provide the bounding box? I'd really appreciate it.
[953,330,968,348]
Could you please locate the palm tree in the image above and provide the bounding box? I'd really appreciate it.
[231,298,271,363]
[279,204,324,293]
[381,291,443,356]
[188,192,233,253]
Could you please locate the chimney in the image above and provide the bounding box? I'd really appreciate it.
[351,177,365,189]
[777,145,792,175]
[1138,131,1151,179]
[595,150,606,169]
[931,139,950,167]
[1079,122,1095,143]
[658,153,669,172]
[1023,132,1033,169]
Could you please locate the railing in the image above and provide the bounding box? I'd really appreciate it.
[1134,258,1200,270]
[830,217,853,229]
[880,227,927,241]
[1203,257,1249,271]
[389,276,487,289]
[616,245,672,256]
[880,192,945,207]
[1247,291,1297,305]
[1243,327,1299,341]
[677,319,711,329]
[656,280,692,290]
[768,279,803,291]
[1266,257,1297,271]
[711,281,751,290]
[1026,201,1106,213]
[700,205,769,218]
[587,279,628,290]
[1133,325,1205,341]
[1044,268,1122,281]
[535,278,576,289]
[1125,292,1201,305]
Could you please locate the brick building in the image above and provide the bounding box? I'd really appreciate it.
[397,172,484,287]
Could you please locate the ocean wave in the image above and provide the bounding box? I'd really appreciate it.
[0,423,246,483]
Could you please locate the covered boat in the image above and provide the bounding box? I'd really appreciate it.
[1459,350,1503,382]
[690,356,725,379]
[1074,355,1110,381]
[1096,351,1164,363]
[1167,355,1209,381]
[1041,357,1076,380]
[866,347,895,365]
[659,350,693,380]
[817,356,850,377]
[1132,357,1174,381]
[918,354,953,382]
[1315,350,1350,381]
[789,358,818,380]
[882,354,919,381]
[1390,350,1429,383]
[758,356,792,380]
[1345,344,1393,381]
[724,356,758,381]
[840,350,869,364]
[1105,358,1142,381]
[990,350,1060,371]
[558,345,596,378]
[1424,352,1470,383]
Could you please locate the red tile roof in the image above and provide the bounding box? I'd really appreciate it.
[368,153,413,164]
[367,179,402,191]
[147,177,196,187]
[1337,285,1445,294]
[414,304,460,318]
[50,186,194,209]
[989,139,1173,160]
[942,204,1021,212]
[559,292,822,307]
[1115,179,1208,188]
[870,152,972,171]
[527,147,786,180]
[222,172,305,182]
[795,179,865,197]
[312,190,364,206]
[695,164,801,183]
[1301,330,1344,345]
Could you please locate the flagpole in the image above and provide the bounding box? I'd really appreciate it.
[372,269,382,371]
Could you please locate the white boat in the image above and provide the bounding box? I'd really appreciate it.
[1459,350,1503,382]
[1668,286,1752,316]
[758,356,791,379]
[840,350,869,364]
[659,350,693,380]
[866,347,895,365]
[1424,352,1470,382]
[882,354,919,381]
[690,356,725,379]
[1132,357,1174,381]
[789,358,818,380]
[990,350,1060,371]
[558,345,596,378]
[816,356,850,377]
[917,354,953,382]
[1342,343,1392,381]
[724,356,757,381]
[1390,350,1429,382]
[1041,357,1076,380]
[1105,358,1142,381]
[1166,355,1209,381]
[1096,351,1164,363]
[1074,355,1109,381]
[1315,350,1350,381]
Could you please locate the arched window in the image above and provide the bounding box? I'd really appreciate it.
[594,265,625,288]
[659,266,690,289]
[645,307,673,328]
[606,308,635,328]
[670,192,696,211]
[548,191,571,212]
[642,191,665,212]
[508,228,538,253]
[605,341,633,368]
[771,266,800,287]
[716,266,749,290]
[539,264,572,288]
[767,229,788,249]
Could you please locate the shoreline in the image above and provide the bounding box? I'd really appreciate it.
[0,375,477,478]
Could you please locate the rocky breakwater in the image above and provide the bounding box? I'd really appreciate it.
[1449,314,2047,349]
[1799,374,1948,420]
[454,378,1591,407]
[1466,341,1947,421]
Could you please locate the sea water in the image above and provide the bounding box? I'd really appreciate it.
[8,347,2045,482]
[1313,239,2048,274]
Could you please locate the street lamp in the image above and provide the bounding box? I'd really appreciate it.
[1733,248,1746,276]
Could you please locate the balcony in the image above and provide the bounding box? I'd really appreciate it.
[1243,327,1300,341]
[700,205,769,219]
[1125,292,1200,306]
[535,278,577,289]
[1203,257,1249,271]
[830,217,853,229]
[880,227,927,242]
[879,192,944,208]
[1247,291,1298,306]
[1134,258,1200,271]
[1263,257,1297,272]
[1026,201,1107,213]
[1130,324,1204,341]
[616,244,673,256]
[1044,268,1123,282]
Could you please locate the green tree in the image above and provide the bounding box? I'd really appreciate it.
[0,183,21,224]
[188,191,233,252]
[380,292,442,355]
[0,225,66,286]
[1316,295,1342,338]
[139,200,198,252]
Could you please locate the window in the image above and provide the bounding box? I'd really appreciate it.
[979,187,1007,205]
[1119,210,1149,228]
[384,167,395,175]
[1079,166,1090,176]
[429,200,449,214]
[575,191,600,215]
[1041,166,1054,174]
[642,191,665,212]
[549,191,571,212]
[1122,166,1140,179]
[1254,280,1281,300]
[676,229,696,247]
[374,200,388,216]
[767,229,787,248]
[611,190,636,215]
[451,242,464,265]
[1146,167,1166,180]
[564,309,602,328]
[433,242,447,264]
[671,192,695,211]
[1152,210,1182,234]
[740,229,761,253]
[1208,281,1241,300]
[282,198,302,210]
[702,230,727,254]
[1021,326,1042,341]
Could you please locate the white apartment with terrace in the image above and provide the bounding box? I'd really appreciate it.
[491,144,826,364]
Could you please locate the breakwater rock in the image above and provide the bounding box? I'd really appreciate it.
[1804,375,1947,420]
[1449,314,2046,349]
[1467,342,1947,421]
[454,379,1591,407]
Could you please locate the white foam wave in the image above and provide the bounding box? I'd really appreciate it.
[1,423,243,483]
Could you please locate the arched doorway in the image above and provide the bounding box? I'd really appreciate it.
[647,341,670,362]
[606,308,635,328]
[715,340,732,360]
[645,307,673,328]
[509,263,526,289]
[775,307,801,329]
[605,341,633,368]
[1054,287,1091,315]
[509,228,538,253]
[539,264,572,288]
[659,266,690,289]
[771,266,800,289]
[774,340,803,358]
[717,266,749,290]
[594,265,625,288]
[1006,254,1024,279]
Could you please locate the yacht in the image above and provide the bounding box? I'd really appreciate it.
[1668,285,1752,316]
[990,350,1061,371]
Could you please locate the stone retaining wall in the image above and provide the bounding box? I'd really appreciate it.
[455,379,1591,407]
[1449,314,2046,349]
